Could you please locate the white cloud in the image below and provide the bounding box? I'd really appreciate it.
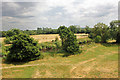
[2,0,119,30]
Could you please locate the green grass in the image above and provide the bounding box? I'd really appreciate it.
[2,38,118,78]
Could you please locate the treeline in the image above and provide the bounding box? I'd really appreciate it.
[89,20,120,43]
[0,25,92,37]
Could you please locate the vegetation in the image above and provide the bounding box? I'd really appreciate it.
[0,26,91,37]
[110,20,120,43]
[5,33,41,62]
[89,23,110,43]
[89,20,120,43]
[58,26,80,55]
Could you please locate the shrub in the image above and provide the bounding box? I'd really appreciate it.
[6,33,41,62]
[54,41,61,49]
[94,36,101,43]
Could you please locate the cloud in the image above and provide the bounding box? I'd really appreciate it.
[2,0,119,30]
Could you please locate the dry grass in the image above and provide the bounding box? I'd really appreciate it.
[30,34,88,43]
[2,43,118,78]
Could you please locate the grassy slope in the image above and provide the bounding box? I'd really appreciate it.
[2,42,118,78]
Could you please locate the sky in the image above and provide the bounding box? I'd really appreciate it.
[1,0,119,31]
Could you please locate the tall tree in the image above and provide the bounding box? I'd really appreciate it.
[58,26,69,49]
[58,26,80,54]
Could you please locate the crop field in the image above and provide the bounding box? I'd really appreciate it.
[1,36,118,78]
[30,34,88,43]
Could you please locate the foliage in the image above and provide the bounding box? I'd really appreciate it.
[6,29,21,37]
[89,23,110,43]
[94,36,101,43]
[58,26,69,49]
[68,25,77,33]
[58,26,80,55]
[110,20,120,43]
[6,33,41,62]
[39,42,56,50]
[65,31,80,54]
[85,26,91,34]
[1,26,89,37]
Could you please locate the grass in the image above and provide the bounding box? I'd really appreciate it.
[2,41,118,78]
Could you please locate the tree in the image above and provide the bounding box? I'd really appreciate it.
[58,26,69,49]
[64,30,80,54]
[6,33,41,62]
[89,23,110,43]
[58,26,80,55]
[85,26,91,34]
[68,25,77,33]
[110,20,120,43]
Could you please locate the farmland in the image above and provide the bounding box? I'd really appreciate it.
[1,34,118,78]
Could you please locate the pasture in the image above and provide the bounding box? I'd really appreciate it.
[1,34,118,78]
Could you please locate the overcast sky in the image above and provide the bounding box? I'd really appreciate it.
[2,0,119,31]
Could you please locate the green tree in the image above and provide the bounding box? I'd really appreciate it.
[64,30,80,54]
[110,20,120,43]
[58,26,69,49]
[85,26,91,34]
[6,33,41,62]
[90,23,110,43]
[68,25,77,33]
[58,26,80,55]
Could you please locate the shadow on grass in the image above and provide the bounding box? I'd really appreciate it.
[3,59,29,65]
[101,42,119,47]
[56,50,71,57]
[2,56,42,65]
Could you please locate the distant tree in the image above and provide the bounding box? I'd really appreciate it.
[76,26,81,33]
[6,33,41,62]
[68,25,77,33]
[81,29,86,33]
[37,28,43,34]
[85,26,91,34]
[110,20,120,43]
[89,23,110,43]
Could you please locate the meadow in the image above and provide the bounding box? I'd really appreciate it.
[1,34,118,78]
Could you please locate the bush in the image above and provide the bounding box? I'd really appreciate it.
[94,36,101,43]
[39,42,56,51]
[54,41,61,49]
[6,33,41,62]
